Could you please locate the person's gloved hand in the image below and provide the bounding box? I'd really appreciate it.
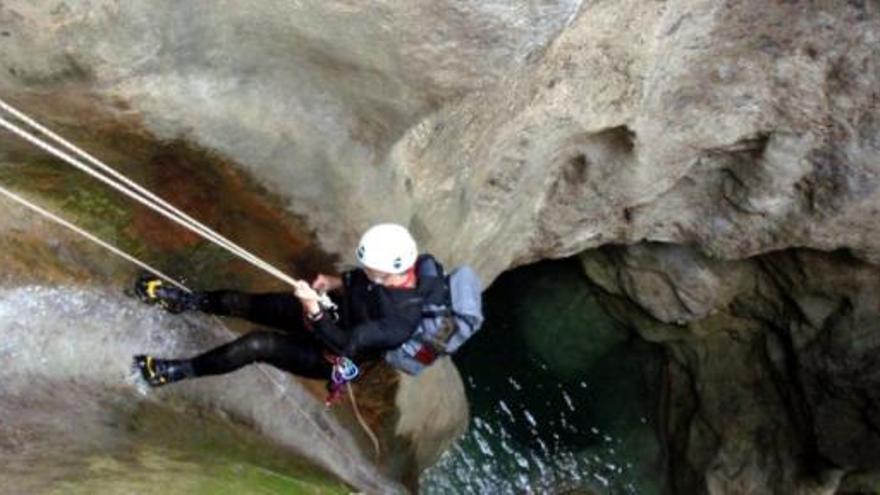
[293,280,320,300]
[293,280,322,317]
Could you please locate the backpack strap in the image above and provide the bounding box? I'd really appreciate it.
[416,256,450,318]
[416,254,443,278]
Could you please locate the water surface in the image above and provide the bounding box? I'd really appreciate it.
[422,259,665,494]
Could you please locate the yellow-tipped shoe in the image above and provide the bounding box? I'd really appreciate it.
[133,274,203,314]
[133,354,194,387]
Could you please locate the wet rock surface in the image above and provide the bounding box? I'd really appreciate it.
[2,0,880,493]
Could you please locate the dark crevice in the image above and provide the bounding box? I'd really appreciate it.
[662,351,710,495]
[577,253,701,493]
[569,153,588,179]
[857,391,880,439]
[748,257,840,478]
[720,167,765,215]
[559,152,590,185]
[713,132,772,215]
[598,125,636,156]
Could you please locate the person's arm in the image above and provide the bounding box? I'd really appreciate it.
[312,299,422,357]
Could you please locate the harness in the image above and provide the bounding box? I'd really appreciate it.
[325,356,360,406]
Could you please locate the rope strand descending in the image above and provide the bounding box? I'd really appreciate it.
[0,98,335,312]
[0,185,190,293]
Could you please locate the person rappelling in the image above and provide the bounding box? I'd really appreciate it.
[133,222,483,401]
[0,97,483,404]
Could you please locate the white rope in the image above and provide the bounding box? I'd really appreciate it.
[0,115,259,276]
[0,117,283,283]
[347,382,382,460]
[0,185,190,293]
[0,99,268,271]
[0,99,334,310]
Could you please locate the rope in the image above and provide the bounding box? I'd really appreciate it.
[0,98,275,272]
[0,99,335,311]
[347,382,382,461]
[0,100,388,490]
[0,185,190,293]
[0,115,256,275]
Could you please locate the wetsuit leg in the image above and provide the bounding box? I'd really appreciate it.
[199,291,305,332]
[189,330,332,380]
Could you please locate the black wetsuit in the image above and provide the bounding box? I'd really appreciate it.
[184,255,446,380]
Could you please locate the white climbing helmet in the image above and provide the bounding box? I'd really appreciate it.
[356,223,418,274]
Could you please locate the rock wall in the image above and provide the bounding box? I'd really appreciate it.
[2,0,880,493]
[582,245,880,494]
[3,0,876,286]
[390,0,880,277]
[0,0,582,255]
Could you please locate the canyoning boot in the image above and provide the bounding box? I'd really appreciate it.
[133,354,194,387]
[133,274,204,314]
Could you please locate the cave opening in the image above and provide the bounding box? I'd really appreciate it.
[422,256,667,494]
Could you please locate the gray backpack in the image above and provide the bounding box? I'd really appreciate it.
[385,265,484,375]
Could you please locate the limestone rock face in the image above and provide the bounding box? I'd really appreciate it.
[392,358,469,488]
[3,1,877,280]
[3,0,880,493]
[582,245,880,494]
[391,0,880,278]
[0,0,582,255]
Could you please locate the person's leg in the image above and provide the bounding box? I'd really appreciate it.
[134,275,306,332]
[200,291,305,332]
[135,330,332,386]
[193,330,331,379]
